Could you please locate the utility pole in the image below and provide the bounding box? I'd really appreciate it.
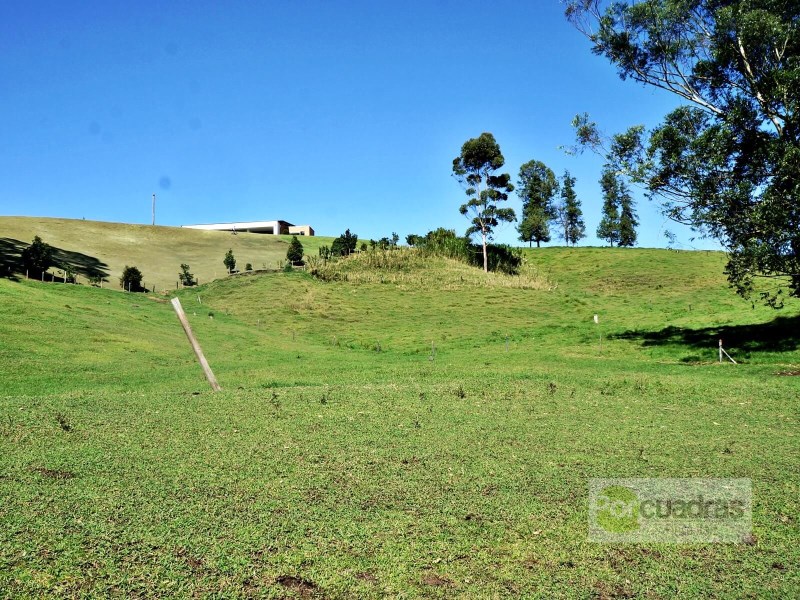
[152,193,156,226]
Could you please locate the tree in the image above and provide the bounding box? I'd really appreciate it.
[597,168,621,247]
[120,265,144,292]
[331,229,358,257]
[406,234,424,247]
[179,263,196,286]
[21,236,53,278]
[516,160,558,247]
[223,249,236,273]
[618,182,639,247]
[287,235,304,265]
[565,0,800,304]
[557,171,586,246]
[453,132,516,272]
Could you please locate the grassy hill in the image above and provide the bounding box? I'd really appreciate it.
[0,216,334,290]
[0,244,798,597]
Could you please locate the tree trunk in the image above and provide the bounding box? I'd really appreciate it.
[482,232,488,272]
[536,240,540,248]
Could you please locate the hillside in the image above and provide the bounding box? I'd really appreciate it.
[1,246,798,597]
[0,216,334,291]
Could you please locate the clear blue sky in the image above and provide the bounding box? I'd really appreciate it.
[1,0,718,249]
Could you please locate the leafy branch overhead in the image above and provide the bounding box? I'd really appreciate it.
[565,0,800,305]
[452,132,516,272]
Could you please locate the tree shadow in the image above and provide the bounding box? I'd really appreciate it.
[0,237,110,280]
[612,315,800,355]
[0,238,26,277]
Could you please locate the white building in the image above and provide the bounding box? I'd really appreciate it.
[182,220,314,236]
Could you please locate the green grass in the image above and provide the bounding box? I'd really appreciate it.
[0,216,334,291]
[1,246,798,598]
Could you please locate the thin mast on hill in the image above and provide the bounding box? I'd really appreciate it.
[152,193,156,226]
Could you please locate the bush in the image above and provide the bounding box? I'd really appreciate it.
[415,228,522,274]
[331,229,358,257]
[483,243,523,275]
[120,266,144,292]
[223,249,236,273]
[286,235,304,265]
[178,263,196,287]
[21,236,53,278]
[417,228,471,262]
[245,263,253,271]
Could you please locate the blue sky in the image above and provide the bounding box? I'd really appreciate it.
[1,0,718,249]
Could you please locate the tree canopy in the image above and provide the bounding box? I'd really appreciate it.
[597,169,622,247]
[287,235,304,265]
[21,236,53,278]
[566,0,800,305]
[223,249,236,273]
[453,132,516,271]
[120,265,144,292]
[331,229,358,257]
[516,160,558,248]
[558,171,586,246]
[179,264,196,287]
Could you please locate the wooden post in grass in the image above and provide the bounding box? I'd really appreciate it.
[171,297,222,392]
[719,339,737,364]
[594,314,601,353]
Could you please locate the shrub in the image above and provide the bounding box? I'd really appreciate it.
[415,228,522,274]
[178,263,196,286]
[120,266,144,292]
[406,234,424,247]
[21,236,53,278]
[223,249,236,273]
[245,263,253,271]
[286,235,304,265]
[484,244,523,275]
[331,229,358,257]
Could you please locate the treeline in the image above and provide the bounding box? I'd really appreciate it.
[452,132,640,272]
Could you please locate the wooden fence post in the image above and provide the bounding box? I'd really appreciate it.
[171,297,222,392]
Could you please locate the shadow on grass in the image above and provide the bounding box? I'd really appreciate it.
[0,238,26,277]
[612,315,800,356]
[0,237,110,280]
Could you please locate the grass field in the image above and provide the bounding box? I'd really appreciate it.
[0,216,334,291]
[1,240,798,598]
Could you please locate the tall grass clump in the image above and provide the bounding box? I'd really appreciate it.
[309,245,551,289]
[414,228,523,275]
